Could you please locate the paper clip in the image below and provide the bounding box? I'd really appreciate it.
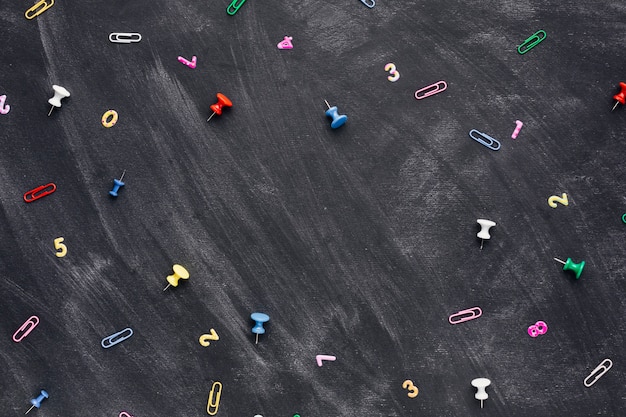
[227,0,246,15]
[25,0,54,20]
[448,307,482,324]
[12,316,40,342]
[23,183,56,203]
[517,30,546,55]
[360,0,375,8]
[101,327,133,348]
[469,129,501,151]
[583,359,612,387]
[119,413,134,417]
[206,381,222,415]
[414,81,447,100]
[109,33,142,44]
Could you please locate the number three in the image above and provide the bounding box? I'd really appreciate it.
[54,237,67,257]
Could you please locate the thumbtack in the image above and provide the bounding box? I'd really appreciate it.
[476,219,496,249]
[611,82,626,112]
[324,100,348,129]
[109,171,126,197]
[47,85,70,116]
[251,312,270,344]
[553,257,585,279]
[207,93,232,122]
[163,264,190,291]
[471,378,490,408]
[25,390,48,414]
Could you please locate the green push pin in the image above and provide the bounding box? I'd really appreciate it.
[554,257,585,279]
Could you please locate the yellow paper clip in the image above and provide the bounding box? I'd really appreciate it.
[517,30,546,55]
[226,0,246,15]
[25,0,54,20]
[206,381,222,415]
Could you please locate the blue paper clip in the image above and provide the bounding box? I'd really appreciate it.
[517,30,546,55]
[101,327,133,348]
[360,0,375,8]
[227,0,246,15]
[469,129,501,151]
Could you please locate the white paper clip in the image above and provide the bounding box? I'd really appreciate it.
[414,81,447,100]
[448,307,482,324]
[360,0,375,8]
[469,129,501,151]
[583,359,612,387]
[109,33,142,44]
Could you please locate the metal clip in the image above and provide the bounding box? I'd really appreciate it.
[206,381,222,415]
[23,183,56,203]
[469,129,501,151]
[227,0,247,15]
[448,307,482,324]
[12,316,40,342]
[109,33,142,44]
[101,328,133,348]
[414,81,447,100]
[25,0,54,20]
[517,30,546,55]
[360,0,375,8]
[583,359,612,387]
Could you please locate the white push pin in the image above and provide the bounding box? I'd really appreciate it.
[47,85,70,116]
[471,378,491,408]
[476,219,496,250]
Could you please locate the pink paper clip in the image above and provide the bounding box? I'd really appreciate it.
[12,315,40,342]
[448,307,482,324]
[415,81,447,100]
[119,412,134,417]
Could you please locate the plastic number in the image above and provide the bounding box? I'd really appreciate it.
[54,237,67,257]
[402,379,419,397]
[385,63,400,82]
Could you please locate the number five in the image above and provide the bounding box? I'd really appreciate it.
[54,237,67,257]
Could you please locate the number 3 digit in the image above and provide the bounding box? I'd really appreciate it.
[54,237,67,258]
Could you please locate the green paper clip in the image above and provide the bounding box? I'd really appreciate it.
[517,30,546,54]
[227,0,246,15]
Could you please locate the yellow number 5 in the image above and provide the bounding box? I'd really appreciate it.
[54,237,67,258]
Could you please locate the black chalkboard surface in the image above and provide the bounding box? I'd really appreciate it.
[1,1,625,416]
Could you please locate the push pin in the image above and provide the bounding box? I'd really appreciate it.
[553,257,585,279]
[251,312,270,344]
[207,93,232,122]
[47,85,70,116]
[163,264,190,291]
[471,378,490,408]
[25,390,48,414]
[476,219,496,249]
[324,100,347,129]
[611,82,626,111]
[109,171,126,197]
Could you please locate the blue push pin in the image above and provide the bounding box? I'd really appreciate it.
[324,100,347,129]
[109,170,126,197]
[251,312,270,344]
[25,390,48,414]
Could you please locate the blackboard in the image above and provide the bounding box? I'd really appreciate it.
[1,1,625,416]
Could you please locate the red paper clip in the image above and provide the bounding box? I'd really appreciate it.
[12,315,40,342]
[23,183,56,203]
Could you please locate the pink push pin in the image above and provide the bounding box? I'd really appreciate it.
[277,36,293,50]
[511,120,523,139]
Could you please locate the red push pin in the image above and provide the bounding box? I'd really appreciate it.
[206,93,232,122]
[612,82,626,112]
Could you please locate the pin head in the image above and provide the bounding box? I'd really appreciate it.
[48,85,70,108]
[210,93,232,116]
[563,257,585,279]
[471,378,490,406]
[613,82,626,108]
[166,264,190,287]
[323,101,347,129]
[30,390,49,408]
[476,219,496,240]
[251,312,270,335]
